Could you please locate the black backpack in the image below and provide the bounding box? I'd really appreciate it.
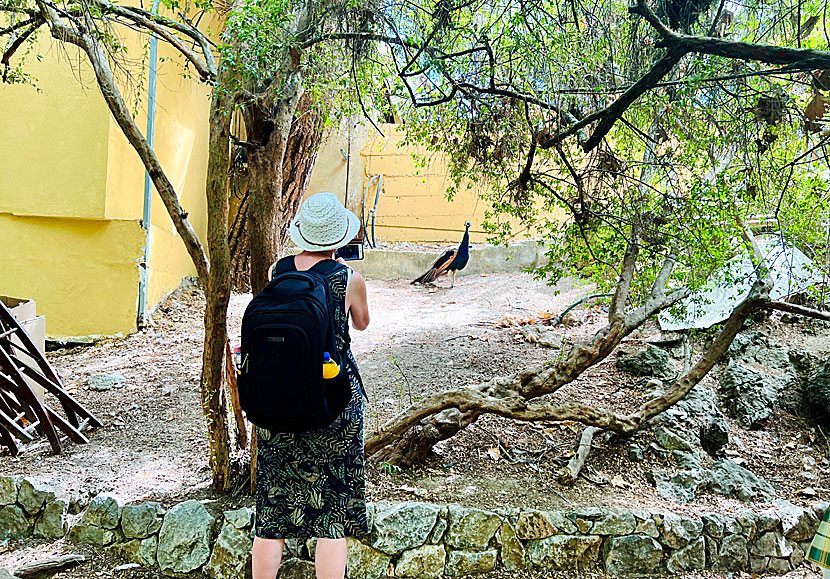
[238,258,352,432]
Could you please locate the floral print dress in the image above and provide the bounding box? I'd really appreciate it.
[255,257,368,539]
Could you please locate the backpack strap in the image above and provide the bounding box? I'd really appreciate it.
[309,259,347,278]
[271,256,297,280]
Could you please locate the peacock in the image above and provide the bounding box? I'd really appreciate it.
[411,222,471,288]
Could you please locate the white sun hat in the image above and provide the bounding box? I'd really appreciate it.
[289,192,361,252]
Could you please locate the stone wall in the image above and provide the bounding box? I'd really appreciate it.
[1,476,827,578]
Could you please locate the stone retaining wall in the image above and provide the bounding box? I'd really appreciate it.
[1,476,827,578]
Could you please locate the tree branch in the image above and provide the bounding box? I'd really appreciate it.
[765,300,830,321]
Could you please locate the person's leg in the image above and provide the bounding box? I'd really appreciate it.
[252,537,285,579]
[315,537,348,579]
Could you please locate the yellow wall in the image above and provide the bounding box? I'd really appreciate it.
[360,124,556,243]
[0,40,110,219]
[0,214,144,337]
[0,10,214,338]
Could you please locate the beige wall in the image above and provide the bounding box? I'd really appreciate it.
[359,124,557,243]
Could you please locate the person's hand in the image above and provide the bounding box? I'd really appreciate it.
[336,257,347,265]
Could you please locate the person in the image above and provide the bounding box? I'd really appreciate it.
[807,505,830,579]
[251,192,370,579]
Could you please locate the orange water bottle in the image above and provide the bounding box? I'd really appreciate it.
[323,352,340,379]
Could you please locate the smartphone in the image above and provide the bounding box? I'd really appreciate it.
[335,243,364,261]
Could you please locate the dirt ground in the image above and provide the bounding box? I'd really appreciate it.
[1,271,829,578]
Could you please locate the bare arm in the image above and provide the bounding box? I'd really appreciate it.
[346,271,370,330]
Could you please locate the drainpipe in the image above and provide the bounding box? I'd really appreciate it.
[137,0,160,329]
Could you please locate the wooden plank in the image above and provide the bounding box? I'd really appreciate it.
[44,406,89,445]
[0,418,20,456]
[0,301,79,427]
[0,348,61,454]
[12,355,102,428]
[0,407,34,442]
[0,371,40,433]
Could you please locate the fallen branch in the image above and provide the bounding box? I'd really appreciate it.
[558,426,602,486]
[15,554,85,577]
[764,301,830,322]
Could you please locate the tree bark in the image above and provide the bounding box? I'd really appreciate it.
[229,94,325,290]
[200,72,234,493]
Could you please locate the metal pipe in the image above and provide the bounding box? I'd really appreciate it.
[137,0,160,329]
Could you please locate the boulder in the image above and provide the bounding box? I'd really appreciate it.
[156,499,214,574]
[87,372,126,391]
[444,549,497,576]
[591,512,637,536]
[495,522,526,571]
[526,535,602,571]
[394,544,445,579]
[279,559,315,579]
[659,512,703,549]
[204,523,253,579]
[0,505,31,540]
[346,538,390,579]
[648,468,712,502]
[666,537,705,573]
[602,535,663,576]
[719,361,782,429]
[0,476,18,506]
[774,499,819,541]
[370,502,440,555]
[81,493,123,529]
[654,427,692,451]
[444,505,501,550]
[750,531,793,558]
[33,499,68,540]
[223,507,254,530]
[515,510,575,539]
[711,459,776,501]
[107,537,158,568]
[17,479,57,516]
[121,502,163,539]
[806,361,830,425]
[699,416,729,457]
[709,534,748,572]
[617,346,676,380]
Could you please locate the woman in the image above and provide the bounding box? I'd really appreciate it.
[252,192,370,579]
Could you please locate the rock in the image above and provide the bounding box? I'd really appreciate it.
[775,499,819,541]
[223,507,253,530]
[81,493,123,529]
[33,499,67,540]
[751,531,793,558]
[17,479,57,516]
[632,511,659,538]
[648,469,712,502]
[711,459,776,501]
[667,537,705,573]
[736,510,758,539]
[591,512,637,536]
[444,505,501,550]
[0,505,31,540]
[627,445,645,462]
[659,513,703,549]
[204,523,253,579]
[515,510,556,539]
[156,499,214,574]
[394,544,445,579]
[107,537,158,568]
[444,549,497,576]
[121,502,163,539]
[672,450,702,470]
[767,556,791,574]
[526,535,602,571]
[674,383,723,421]
[495,522,526,571]
[427,511,447,544]
[755,510,780,533]
[719,361,782,429]
[654,427,691,451]
[790,540,805,567]
[602,535,663,576]
[806,361,830,424]
[87,372,126,391]
[278,558,315,579]
[617,346,676,380]
[710,534,748,572]
[0,477,18,506]
[749,555,769,573]
[370,502,440,556]
[346,538,390,579]
[700,416,729,457]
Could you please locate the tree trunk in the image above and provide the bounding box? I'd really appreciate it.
[229,94,325,291]
[200,78,234,493]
